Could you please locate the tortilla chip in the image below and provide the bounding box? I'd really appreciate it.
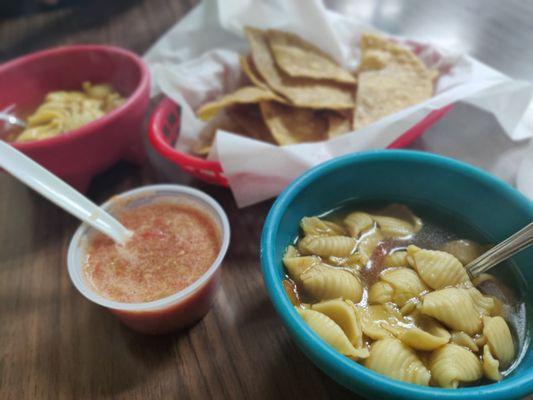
[193,144,213,156]
[193,110,243,155]
[259,101,328,145]
[359,34,435,75]
[196,86,280,121]
[240,56,269,89]
[240,56,289,104]
[226,104,274,144]
[354,66,434,129]
[267,29,357,85]
[245,27,354,110]
[359,49,393,71]
[353,34,436,129]
[193,105,275,154]
[326,111,353,139]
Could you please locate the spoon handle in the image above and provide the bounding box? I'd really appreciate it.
[466,222,533,278]
[0,141,132,245]
[0,112,26,128]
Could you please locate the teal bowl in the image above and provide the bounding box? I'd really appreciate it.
[261,150,533,400]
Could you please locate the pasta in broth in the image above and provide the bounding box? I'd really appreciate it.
[12,82,125,143]
[282,203,523,388]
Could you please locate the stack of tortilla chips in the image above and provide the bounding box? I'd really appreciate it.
[194,28,437,155]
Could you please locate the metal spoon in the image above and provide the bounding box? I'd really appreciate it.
[0,111,26,129]
[466,222,533,278]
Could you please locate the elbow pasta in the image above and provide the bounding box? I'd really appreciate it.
[284,205,518,388]
[15,82,125,143]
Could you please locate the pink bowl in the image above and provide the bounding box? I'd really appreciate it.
[0,45,150,192]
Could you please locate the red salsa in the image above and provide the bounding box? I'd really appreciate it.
[83,202,221,303]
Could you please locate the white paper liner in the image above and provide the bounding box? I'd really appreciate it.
[145,0,533,207]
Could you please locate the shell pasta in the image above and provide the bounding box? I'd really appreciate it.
[365,338,431,385]
[283,203,518,389]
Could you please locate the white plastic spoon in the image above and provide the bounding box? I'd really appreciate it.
[0,140,132,245]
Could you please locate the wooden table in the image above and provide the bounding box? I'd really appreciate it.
[1,1,532,399]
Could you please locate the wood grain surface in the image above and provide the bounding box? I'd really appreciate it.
[1,1,532,399]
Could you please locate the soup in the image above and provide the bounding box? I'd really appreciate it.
[282,203,524,388]
[83,202,221,303]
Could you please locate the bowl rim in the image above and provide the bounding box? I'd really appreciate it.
[67,184,230,312]
[148,97,226,171]
[1,44,150,150]
[261,149,533,399]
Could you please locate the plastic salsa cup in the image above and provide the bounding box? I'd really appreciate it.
[67,184,230,334]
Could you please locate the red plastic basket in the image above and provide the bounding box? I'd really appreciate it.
[149,97,454,187]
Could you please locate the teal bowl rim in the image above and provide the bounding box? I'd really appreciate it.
[261,149,533,399]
